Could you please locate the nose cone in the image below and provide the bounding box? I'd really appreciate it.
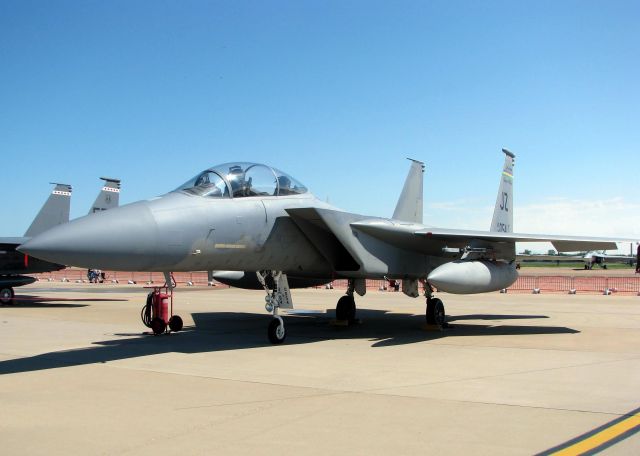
[19,201,159,271]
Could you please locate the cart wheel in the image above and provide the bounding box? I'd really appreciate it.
[169,315,183,332]
[151,317,166,335]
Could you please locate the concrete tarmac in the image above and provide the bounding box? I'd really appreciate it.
[1,282,640,455]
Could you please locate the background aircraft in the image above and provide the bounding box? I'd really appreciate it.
[516,247,638,269]
[0,182,71,303]
[0,178,121,304]
[582,250,637,269]
[20,151,635,342]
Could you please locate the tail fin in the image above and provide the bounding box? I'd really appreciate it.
[393,158,425,223]
[24,183,72,237]
[89,177,121,214]
[490,148,515,233]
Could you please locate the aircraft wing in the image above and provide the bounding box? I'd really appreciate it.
[591,253,635,261]
[351,219,631,253]
[0,237,29,246]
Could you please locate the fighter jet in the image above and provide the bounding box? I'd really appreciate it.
[516,248,637,269]
[582,250,637,269]
[19,151,635,342]
[1,178,121,304]
[0,182,71,303]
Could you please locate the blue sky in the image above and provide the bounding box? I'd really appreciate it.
[1,1,639,250]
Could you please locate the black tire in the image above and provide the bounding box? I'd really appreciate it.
[151,317,166,335]
[426,298,446,327]
[169,315,183,332]
[0,287,14,305]
[268,318,286,344]
[336,295,356,321]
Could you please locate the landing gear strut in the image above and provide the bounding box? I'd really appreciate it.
[257,271,292,344]
[0,287,14,305]
[424,282,447,328]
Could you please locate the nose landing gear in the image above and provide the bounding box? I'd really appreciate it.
[257,271,292,344]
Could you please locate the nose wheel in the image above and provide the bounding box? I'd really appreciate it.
[268,317,286,344]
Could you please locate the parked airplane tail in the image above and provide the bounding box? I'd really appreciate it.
[23,183,72,238]
[392,158,424,223]
[89,177,121,214]
[490,149,515,233]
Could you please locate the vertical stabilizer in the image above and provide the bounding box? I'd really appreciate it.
[89,177,121,214]
[490,149,515,233]
[393,158,424,223]
[24,183,72,237]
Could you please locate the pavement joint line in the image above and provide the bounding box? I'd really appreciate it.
[101,362,636,420]
[417,340,640,355]
[361,388,636,418]
[358,355,640,393]
[174,390,349,410]
[104,363,358,394]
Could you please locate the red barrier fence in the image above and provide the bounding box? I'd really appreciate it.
[31,269,640,295]
[508,275,640,294]
[33,269,215,286]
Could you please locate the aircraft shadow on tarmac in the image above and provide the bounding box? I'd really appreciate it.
[2,295,128,308]
[0,308,578,376]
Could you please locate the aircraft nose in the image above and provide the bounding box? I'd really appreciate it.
[19,201,159,270]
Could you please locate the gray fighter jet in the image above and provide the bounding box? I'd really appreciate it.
[1,178,121,304]
[19,152,634,342]
[0,182,72,303]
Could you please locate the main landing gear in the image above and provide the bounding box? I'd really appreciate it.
[257,271,293,344]
[0,287,14,305]
[424,282,447,328]
[140,272,183,335]
[335,279,366,323]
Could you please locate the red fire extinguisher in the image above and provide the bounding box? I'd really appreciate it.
[153,292,169,324]
[141,289,183,335]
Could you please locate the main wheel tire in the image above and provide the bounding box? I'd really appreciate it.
[426,298,446,327]
[151,317,166,335]
[0,287,14,305]
[336,295,356,321]
[268,318,286,344]
[169,315,183,332]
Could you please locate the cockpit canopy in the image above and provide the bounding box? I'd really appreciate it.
[175,162,308,198]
